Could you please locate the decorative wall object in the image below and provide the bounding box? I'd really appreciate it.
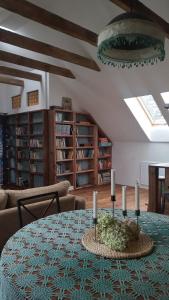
[12,95,21,109]
[62,97,72,110]
[27,90,39,106]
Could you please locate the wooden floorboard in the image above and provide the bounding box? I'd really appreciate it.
[73,184,148,211]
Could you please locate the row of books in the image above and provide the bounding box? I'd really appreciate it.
[98,159,111,170]
[76,127,93,136]
[16,139,29,147]
[6,148,16,158]
[30,163,43,173]
[9,170,17,184]
[17,162,29,171]
[16,126,28,136]
[18,150,29,159]
[56,124,73,135]
[30,139,43,148]
[32,112,43,123]
[98,148,111,157]
[30,151,43,160]
[33,175,44,187]
[98,137,112,147]
[76,149,94,159]
[56,163,72,174]
[56,138,71,148]
[55,112,71,122]
[98,171,111,184]
[6,136,16,145]
[9,158,16,168]
[31,124,43,135]
[76,174,90,187]
[76,137,93,147]
[76,160,91,171]
[56,150,73,160]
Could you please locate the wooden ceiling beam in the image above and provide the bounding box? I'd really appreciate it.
[0,75,24,86]
[0,50,75,79]
[0,28,100,71]
[0,66,42,81]
[109,0,169,38]
[0,0,97,46]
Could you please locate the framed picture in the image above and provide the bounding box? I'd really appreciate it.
[27,90,39,106]
[62,97,72,110]
[12,95,21,109]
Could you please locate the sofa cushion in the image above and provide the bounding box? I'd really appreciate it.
[0,190,8,210]
[6,181,70,208]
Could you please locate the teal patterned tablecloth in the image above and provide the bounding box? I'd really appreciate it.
[0,209,169,300]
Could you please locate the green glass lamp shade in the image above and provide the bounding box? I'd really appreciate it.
[97,12,165,68]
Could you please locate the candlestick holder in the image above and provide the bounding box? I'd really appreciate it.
[82,209,154,259]
[135,209,140,228]
[93,217,97,241]
[111,195,116,218]
[122,210,127,218]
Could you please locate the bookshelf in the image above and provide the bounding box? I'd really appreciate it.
[49,109,111,189]
[5,108,112,189]
[97,131,112,185]
[75,112,97,189]
[29,110,49,187]
[6,110,49,188]
[6,114,17,186]
[0,114,6,186]
[49,109,74,186]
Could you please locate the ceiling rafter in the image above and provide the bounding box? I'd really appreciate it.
[0,0,97,45]
[0,75,24,86]
[0,66,42,81]
[0,50,75,79]
[109,0,169,38]
[0,28,100,71]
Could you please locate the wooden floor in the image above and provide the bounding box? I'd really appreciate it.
[73,184,148,211]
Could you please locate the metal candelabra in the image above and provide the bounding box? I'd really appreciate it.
[93,217,97,241]
[111,195,116,218]
[135,209,140,228]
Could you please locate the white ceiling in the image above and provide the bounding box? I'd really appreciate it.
[0,0,169,142]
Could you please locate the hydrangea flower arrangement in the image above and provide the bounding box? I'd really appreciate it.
[97,213,140,252]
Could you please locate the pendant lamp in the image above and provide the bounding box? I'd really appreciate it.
[97,12,165,68]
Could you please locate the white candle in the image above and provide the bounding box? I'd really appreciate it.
[135,180,140,210]
[93,191,98,218]
[122,186,127,211]
[111,169,115,196]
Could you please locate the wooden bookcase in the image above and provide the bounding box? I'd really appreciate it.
[75,112,97,189]
[6,110,49,188]
[49,109,74,186]
[49,109,112,189]
[97,129,112,185]
[0,114,6,186]
[6,114,17,186]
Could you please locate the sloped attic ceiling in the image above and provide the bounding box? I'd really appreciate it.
[0,0,169,142]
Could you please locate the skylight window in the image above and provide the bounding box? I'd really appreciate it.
[137,95,166,125]
[161,92,169,104]
[124,95,168,142]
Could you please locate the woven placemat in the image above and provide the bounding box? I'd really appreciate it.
[82,228,154,259]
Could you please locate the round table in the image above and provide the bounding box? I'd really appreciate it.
[1,209,169,300]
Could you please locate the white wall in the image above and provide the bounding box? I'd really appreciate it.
[112,141,169,187]
[0,84,8,113]
[48,74,84,111]
[5,71,48,114]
